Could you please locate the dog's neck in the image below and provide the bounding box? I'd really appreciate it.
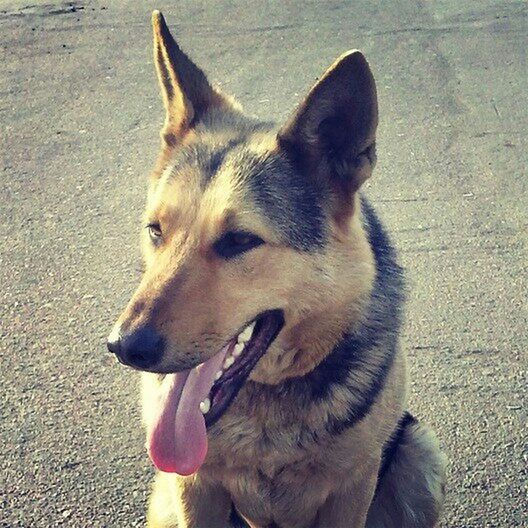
[250,202,376,385]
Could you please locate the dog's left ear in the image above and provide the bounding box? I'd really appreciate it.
[278,51,378,225]
[152,11,233,147]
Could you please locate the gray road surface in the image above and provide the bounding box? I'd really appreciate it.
[1,0,526,526]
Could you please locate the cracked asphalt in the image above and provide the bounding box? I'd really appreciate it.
[1,0,526,526]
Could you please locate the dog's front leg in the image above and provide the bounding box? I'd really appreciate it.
[147,471,232,528]
[313,465,379,528]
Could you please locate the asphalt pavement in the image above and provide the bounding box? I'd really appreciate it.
[1,1,526,526]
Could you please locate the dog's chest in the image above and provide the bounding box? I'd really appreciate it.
[227,463,330,528]
[211,436,331,527]
[205,398,335,526]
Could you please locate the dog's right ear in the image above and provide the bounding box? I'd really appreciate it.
[151,11,230,147]
[278,51,378,229]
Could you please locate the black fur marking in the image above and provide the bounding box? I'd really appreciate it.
[170,140,243,185]
[229,507,249,528]
[375,411,417,492]
[240,150,327,251]
[326,197,404,433]
[324,349,396,436]
[278,195,405,436]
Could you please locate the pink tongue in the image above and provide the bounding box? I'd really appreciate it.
[146,346,229,475]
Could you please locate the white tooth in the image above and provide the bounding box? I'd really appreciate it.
[224,356,235,369]
[199,398,211,414]
[233,342,245,357]
[238,322,256,343]
[214,371,222,381]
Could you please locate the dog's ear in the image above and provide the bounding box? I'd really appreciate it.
[151,11,231,147]
[278,51,378,225]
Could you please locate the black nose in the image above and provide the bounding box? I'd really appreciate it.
[106,335,121,355]
[107,326,165,370]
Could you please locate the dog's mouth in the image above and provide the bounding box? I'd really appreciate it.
[146,309,284,475]
[205,309,285,427]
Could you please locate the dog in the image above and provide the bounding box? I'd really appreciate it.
[107,10,447,528]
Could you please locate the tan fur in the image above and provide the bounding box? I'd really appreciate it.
[109,11,446,528]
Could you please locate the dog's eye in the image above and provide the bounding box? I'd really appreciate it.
[147,222,162,242]
[213,231,264,259]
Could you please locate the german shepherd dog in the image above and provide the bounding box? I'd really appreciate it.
[107,11,447,528]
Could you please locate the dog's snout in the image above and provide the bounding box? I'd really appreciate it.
[107,325,165,370]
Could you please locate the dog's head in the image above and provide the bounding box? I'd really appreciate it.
[107,11,377,474]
